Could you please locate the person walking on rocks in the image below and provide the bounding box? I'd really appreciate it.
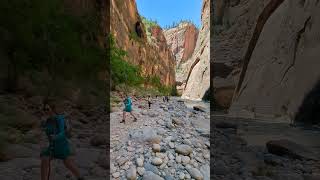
[40,102,84,180]
[147,95,152,109]
[121,95,137,123]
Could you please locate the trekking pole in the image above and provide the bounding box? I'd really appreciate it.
[48,127,56,180]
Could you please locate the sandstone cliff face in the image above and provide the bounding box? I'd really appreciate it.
[111,0,175,86]
[228,0,320,121]
[212,0,270,108]
[164,22,198,95]
[164,23,198,66]
[181,0,210,100]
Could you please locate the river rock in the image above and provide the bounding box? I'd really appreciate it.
[182,156,191,164]
[143,171,164,180]
[152,157,163,166]
[266,139,316,160]
[172,118,183,126]
[126,166,137,180]
[137,167,145,176]
[153,144,161,152]
[136,158,144,167]
[186,167,204,180]
[175,144,193,155]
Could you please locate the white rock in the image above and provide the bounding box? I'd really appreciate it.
[186,167,204,180]
[176,156,182,163]
[136,158,144,167]
[179,172,186,179]
[112,172,120,178]
[169,142,175,149]
[153,144,161,152]
[152,157,163,166]
[126,166,137,180]
[175,144,193,155]
[137,167,145,176]
[182,156,191,164]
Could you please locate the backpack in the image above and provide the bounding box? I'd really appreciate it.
[64,117,72,138]
[43,115,72,138]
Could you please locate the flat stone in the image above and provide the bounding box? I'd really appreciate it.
[151,157,163,166]
[175,145,193,155]
[186,167,204,180]
[266,139,317,160]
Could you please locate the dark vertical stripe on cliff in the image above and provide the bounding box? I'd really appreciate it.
[209,0,214,178]
[234,0,285,99]
[103,0,111,178]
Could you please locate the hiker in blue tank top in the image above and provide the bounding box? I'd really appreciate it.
[40,103,84,180]
[121,95,137,123]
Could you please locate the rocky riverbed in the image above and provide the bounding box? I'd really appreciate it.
[212,115,320,180]
[0,96,108,180]
[110,97,210,180]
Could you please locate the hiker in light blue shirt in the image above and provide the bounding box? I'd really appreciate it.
[121,95,137,123]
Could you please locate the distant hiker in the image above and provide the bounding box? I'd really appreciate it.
[163,96,166,102]
[121,95,137,123]
[147,95,152,109]
[41,103,84,180]
[166,96,170,102]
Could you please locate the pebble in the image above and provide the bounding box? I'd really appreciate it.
[182,156,191,164]
[126,166,137,180]
[136,158,144,167]
[179,172,186,179]
[137,167,145,175]
[175,145,193,155]
[153,144,161,152]
[176,156,182,163]
[152,157,163,166]
[169,142,175,149]
[112,172,120,178]
[186,167,204,180]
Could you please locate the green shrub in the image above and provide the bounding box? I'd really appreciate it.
[129,31,142,43]
[108,35,144,87]
[0,0,106,93]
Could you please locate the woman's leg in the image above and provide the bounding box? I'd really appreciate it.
[41,157,50,180]
[63,157,81,178]
[130,112,137,121]
[121,111,126,123]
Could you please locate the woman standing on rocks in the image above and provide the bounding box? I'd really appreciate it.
[40,102,84,180]
[121,95,137,123]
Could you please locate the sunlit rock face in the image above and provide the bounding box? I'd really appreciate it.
[111,0,175,86]
[181,0,210,101]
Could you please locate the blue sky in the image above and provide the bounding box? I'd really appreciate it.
[136,0,202,29]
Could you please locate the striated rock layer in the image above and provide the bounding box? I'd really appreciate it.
[228,0,320,121]
[181,0,210,100]
[111,0,175,86]
[212,0,270,109]
[164,23,198,67]
[164,22,199,95]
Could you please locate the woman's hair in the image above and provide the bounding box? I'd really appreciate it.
[42,99,57,113]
